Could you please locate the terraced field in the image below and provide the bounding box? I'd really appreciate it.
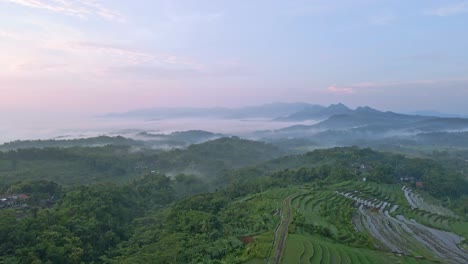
[282,182,468,264]
[282,232,434,264]
[291,190,339,230]
[236,186,304,263]
[402,186,457,216]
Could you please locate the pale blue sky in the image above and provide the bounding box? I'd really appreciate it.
[1,0,467,114]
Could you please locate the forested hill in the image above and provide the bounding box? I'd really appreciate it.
[0,137,283,186]
[0,136,143,151]
[0,146,466,263]
[0,130,225,151]
[164,137,284,170]
[222,147,468,200]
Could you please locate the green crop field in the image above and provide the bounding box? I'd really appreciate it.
[278,181,467,263]
[281,232,427,264]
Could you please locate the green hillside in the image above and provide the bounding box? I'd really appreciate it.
[0,145,466,263]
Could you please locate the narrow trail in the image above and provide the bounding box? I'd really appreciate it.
[272,195,293,264]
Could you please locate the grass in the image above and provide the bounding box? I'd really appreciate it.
[451,221,468,239]
[310,242,322,264]
[239,182,466,264]
[281,234,304,264]
[291,181,466,263]
[293,191,338,231]
[301,240,314,263]
[321,243,330,263]
[282,232,419,264]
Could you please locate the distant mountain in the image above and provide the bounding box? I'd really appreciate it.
[105,102,321,120]
[312,107,426,130]
[275,103,350,121]
[406,117,468,132]
[255,104,468,149]
[0,130,226,151]
[278,105,426,132]
[105,102,468,122]
[408,110,468,118]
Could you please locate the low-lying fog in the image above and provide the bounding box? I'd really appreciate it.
[0,113,319,144]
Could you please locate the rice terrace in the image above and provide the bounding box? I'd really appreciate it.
[260,181,468,264]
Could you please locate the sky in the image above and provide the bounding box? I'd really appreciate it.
[1,0,468,115]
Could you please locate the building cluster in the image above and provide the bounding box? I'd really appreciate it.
[400,177,424,189]
[0,193,29,209]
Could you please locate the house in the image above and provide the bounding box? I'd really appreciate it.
[415,181,424,189]
[0,193,30,208]
[400,177,416,183]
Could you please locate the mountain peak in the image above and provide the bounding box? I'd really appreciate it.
[328,103,350,111]
[355,106,379,113]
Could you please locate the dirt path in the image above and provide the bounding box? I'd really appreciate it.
[272,195,293,264]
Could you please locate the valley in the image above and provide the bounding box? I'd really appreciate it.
[1,137,466,263]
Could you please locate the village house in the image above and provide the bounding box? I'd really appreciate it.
[415,181,424,189]
[400,177,416,183]
[0,194,29,209]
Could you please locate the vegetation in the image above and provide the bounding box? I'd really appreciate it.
[0,140,467,263]
[0,136,143,151]
[0,137,283,186]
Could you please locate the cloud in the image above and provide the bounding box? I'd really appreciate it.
[350,79,468,88]
[400,52,447,62]
[325,79,468,96]
[424,1,468,16]
[167,12,222,23]
[56,41,157,64]
[0,30,28,40]
[104,62,251,80]
[12,60,68,71]
[327,85,355,94]
[4,37,209,77]
[1,0,125,22]
[0,17,209,76]
[160,0,222,24]
[369,13,396,26]
[60,41,205,69]
[327,79,468,95]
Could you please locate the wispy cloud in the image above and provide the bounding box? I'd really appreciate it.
[161,1,222,24]
[400,52,446,62]
[12,60,68,72]
[328,79,468,94]
[327,85,355,94]
[57,41,156,64]
[4,35,207,76]
[0,30,29,40]
[0,16,209,77]
[167,12,222,23]
[369,13,396,26]
[104,61,251,80]
[351,79,468,88]
[59,41,204,69]
[424,1,468,16]
[1,0,125,22]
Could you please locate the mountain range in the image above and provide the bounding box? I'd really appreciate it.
[106,102,468,122]
[105,102,320,120]
[276,105,468,133]
[18,103,457,153]
[251,104,468,150]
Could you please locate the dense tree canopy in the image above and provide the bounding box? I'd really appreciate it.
[0,143,466,263]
